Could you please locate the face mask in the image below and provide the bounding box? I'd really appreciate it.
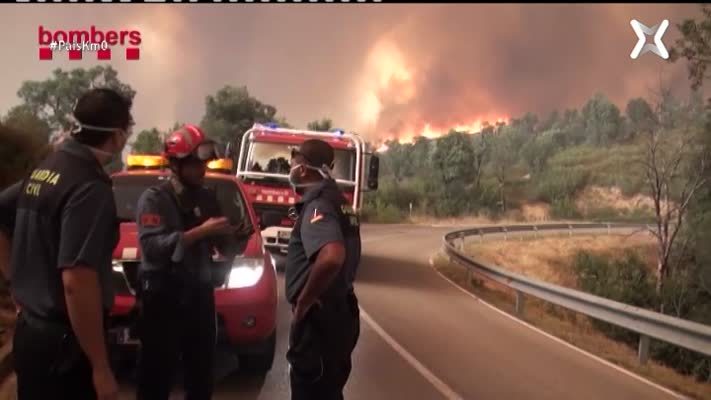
[72,122,131,166]
[94,130,130,166]
[288,163,333,191]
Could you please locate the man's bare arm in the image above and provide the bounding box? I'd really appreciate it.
[62,267,111,371]
[297,242,346,307]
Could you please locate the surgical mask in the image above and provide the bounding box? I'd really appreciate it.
[288,163,332,191]
[71,122,131,166]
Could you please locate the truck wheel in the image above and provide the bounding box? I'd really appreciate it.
[240,332,276,374]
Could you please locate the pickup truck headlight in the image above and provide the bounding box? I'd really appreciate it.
[227,258,264,289]
[112,261,124,273]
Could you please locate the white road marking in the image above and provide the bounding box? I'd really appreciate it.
[428,257,689,400]
[359,307,464,400]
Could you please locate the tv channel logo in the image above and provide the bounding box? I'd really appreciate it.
[630,19,670,60]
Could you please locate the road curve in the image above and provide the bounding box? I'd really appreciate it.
[118,224,679,399]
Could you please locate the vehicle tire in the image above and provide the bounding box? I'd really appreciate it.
[240,331,276,374]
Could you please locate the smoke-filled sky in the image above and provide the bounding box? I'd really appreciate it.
[0,4,702,144]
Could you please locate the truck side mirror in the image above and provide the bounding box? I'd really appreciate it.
[367,155,379,190]
[260,211,282,230]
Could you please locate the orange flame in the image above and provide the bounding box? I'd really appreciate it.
[374,116,509,152]
[358,39,510,153]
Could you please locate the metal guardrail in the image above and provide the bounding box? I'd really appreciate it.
[443,223,711,365]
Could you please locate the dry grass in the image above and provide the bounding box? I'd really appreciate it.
[408,205,558,227]
[465,233,657,289]
[433,238,711,400]
[575,186,657,215]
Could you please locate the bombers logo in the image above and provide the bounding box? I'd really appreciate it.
[38,25,142,61]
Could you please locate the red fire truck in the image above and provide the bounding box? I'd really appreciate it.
[235,123,380,268]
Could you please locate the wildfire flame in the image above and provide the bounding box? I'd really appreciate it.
[376,143,390,153]
[373,117,509,152]
[358,39,509,153]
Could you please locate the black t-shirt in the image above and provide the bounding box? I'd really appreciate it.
[284,179,361,304]
[0,138,119,322]
[0,181,22,236]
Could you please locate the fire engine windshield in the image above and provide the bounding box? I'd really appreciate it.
[247,142,356,182]
[111,175,252,231]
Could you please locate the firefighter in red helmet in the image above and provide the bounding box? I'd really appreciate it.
[134,124,251,400]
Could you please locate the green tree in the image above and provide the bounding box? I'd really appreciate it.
[471,130,492,190]
[668,4,711,93]
[381,140,413,184]
[273,116,293,129]
[490,131,518,213]
[510,112,539,136]
[581,93,623,146]
[200,85,279,152]
[522,133,558,174]
[430,131,477,215]
[431,131,475,186]
[307,118,334,132]
[538,110,560,133]
[625,98,658,136]
[2,104,51,143]
[132,128,164,154]
[554,108,585,146]
[17,66,136,134]
[410,136,433,172]
[0,122,51,188]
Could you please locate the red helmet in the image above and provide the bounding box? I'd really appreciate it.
[164,124,218,161]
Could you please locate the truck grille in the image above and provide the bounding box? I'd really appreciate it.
[112,271,133,296]
[253,204,294,227]
[112,261,140,295]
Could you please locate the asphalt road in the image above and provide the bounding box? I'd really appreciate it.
[119,224,679,400]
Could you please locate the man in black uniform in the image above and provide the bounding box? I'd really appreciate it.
[0,88,134,400]
[285,139,362,400]
[135,124,250,400]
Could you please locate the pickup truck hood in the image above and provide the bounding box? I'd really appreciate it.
[112,222,265,262]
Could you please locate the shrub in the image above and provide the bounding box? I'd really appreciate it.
[573,250,711,381]
[573,250,656,345]
[361,199,405,224]
[533,167,590,204]
[550,197,582,220]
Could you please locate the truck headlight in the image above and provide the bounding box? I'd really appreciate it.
[112,261,124,273]
[227,259,264,289]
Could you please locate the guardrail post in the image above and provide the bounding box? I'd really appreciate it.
[607,223,611,236]
[638,335,650,365]
[503,227,508,241]
[568,224,573,237]
[533,225,538,239]
[458,232,466,251]
[515,290,525,317]
[479,229,484,243]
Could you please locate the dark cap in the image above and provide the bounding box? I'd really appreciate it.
[292,139,335,168]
